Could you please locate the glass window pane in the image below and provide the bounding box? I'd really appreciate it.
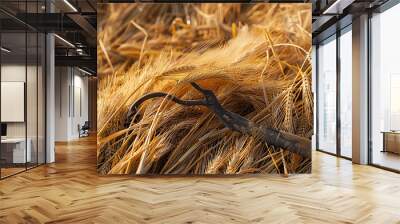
[27,31,38,168]
[1,0,46,179]
[1,30,27,177]
[340,28,352,158]
[38,32,45,165]
[371,3,400,171]
[317,36,337,154]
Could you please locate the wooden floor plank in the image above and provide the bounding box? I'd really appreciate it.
[1,136,400,223]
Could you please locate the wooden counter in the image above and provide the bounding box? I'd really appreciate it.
[382,131,400,154]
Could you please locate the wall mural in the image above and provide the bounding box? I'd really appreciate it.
[97,3,312,175]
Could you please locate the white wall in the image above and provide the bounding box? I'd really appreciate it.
[1,65,26,139]
[1,64,39,138]
[1,64,26,81]
[1,63,46,163]
[55,67,69,141]
[72,73,89,138]
[54,67,89,141]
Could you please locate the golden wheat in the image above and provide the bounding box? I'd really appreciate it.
[97,3,312,175]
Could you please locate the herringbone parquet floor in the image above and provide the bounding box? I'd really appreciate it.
[1,136,400,224]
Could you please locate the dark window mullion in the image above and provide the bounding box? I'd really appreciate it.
[36,0,39,167]
[336,28,341,157]
[367,11,373,165]
[25,0,28,171]
[316,45,320,151]
[0,20,2,179]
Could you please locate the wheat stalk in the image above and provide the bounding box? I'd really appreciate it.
[97,3,312,175]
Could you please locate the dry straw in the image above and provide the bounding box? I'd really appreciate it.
[97,3,312,175]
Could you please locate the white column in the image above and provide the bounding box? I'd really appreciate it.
[46,32,55,163]
[45,0,56,163]
[352,14,369,164]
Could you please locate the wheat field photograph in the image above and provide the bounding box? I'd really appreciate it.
[97,3,313,175]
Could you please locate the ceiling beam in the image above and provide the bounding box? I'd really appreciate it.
[67,13,96,38]
[14,13,83,32]
[323,0,356,14]
[55,55,96,72]
[312,15,335,33]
